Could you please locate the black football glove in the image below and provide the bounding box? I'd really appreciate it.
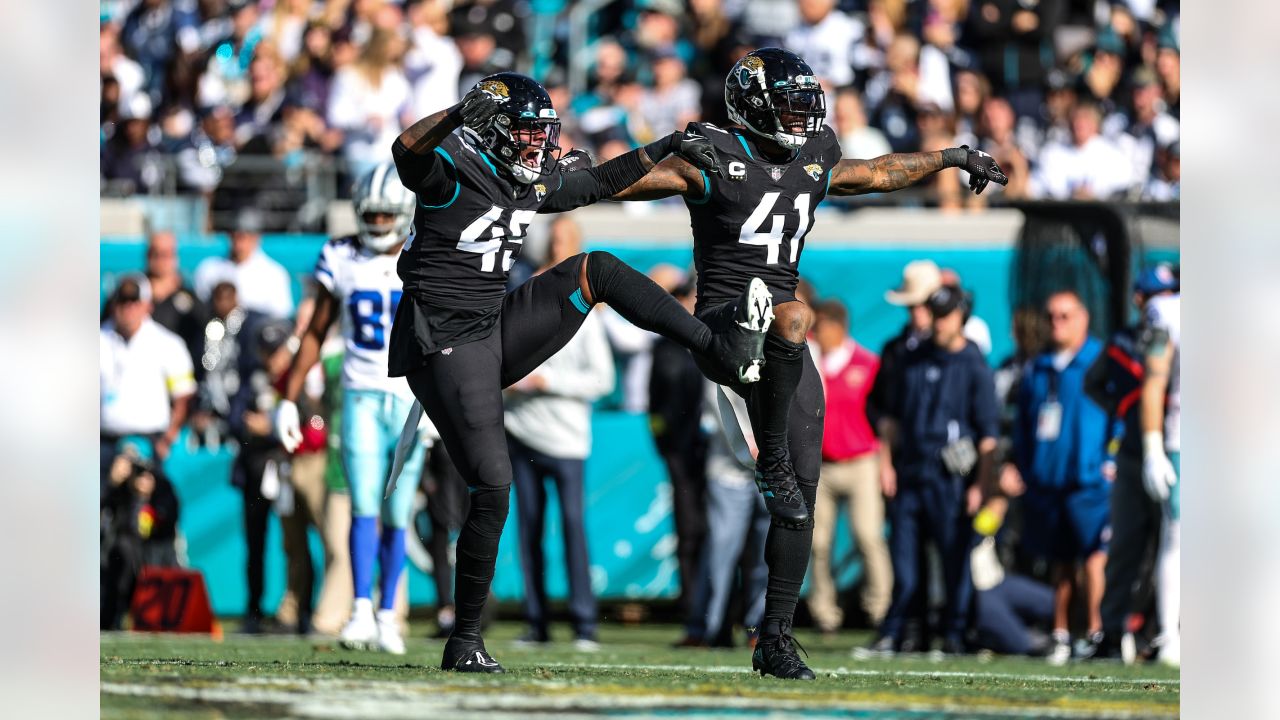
[958,145,1008,194]
[674,127,721,176]
[557,148,595,173]
[644,128,722,176]
[457,84,505,131]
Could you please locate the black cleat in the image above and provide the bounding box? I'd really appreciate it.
[708,277,774,384]
[441,636,506,673]
[754,456,810,527]
[752,632,815,680]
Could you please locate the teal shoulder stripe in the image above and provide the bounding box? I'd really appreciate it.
[420,147,460,210]
[734,132,754,160]
[825,169,832,193]
[688,170,711,205]
[568,288,591,315]
[477,151,500,177]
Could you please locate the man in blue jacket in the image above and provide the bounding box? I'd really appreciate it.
[1007,289,1110,665]
[868,286,999,656]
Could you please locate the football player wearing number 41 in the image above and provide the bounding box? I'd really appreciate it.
[385,72,776,674]
[274,163,430,656]
[608,48,1009,680]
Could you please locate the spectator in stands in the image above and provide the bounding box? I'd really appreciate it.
[1116,68,1179,191]
[406,0,463,118]
[785,0,864,100]
[1007,290,1110,664]
[507,217,615,649]
[867,34,925,153]
[807,300,892,633]
[975,96,1030,198]
[686,0,741,125]
[868,286,999,655]
[1155,28,1179,117]
[1081,28,1127,117]
[257,0,311,64]
[234,42,289,147]
[449,0,527,73]
[648,275,711,618]
[229,318,295,634]
[679,382,771,649]
[172,104,238,194]
[1143,140,1179,201]
[1030,101,1133,200]
[1038,68,1078,155]
[100,440,181,630]
[101,22,146,106]
[326,28,412,179]
[966,0,1064,120]
[834,88,892,160]
[627,0,693,75]
[194,209,295,319]
[144,230,208,375]
[287,21,338,115]
[101,93,165,196]
[452,20,506,98]
[119,0,202,104]
[100,275,196,471]
[196,0,263,109]
[634,48,702,145]
[952,69,991,147]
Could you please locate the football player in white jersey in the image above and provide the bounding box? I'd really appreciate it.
[275,162,430,654]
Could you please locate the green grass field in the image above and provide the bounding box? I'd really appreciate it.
[101,623,1179,719]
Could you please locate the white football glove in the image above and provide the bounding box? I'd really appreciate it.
[1142,431,1177,503]
[275,399,303,453]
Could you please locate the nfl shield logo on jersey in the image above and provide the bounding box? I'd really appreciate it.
[768,166,784,181]
[804,163,822,181]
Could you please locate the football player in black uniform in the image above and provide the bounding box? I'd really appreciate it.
[388,72,776,673]
[608,48,1008,679]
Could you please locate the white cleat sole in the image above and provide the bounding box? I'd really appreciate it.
[740,278,775,334]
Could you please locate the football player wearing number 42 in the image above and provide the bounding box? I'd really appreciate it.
[274,163,429,656]
[607,48,1009,680]
[385,72,777,674]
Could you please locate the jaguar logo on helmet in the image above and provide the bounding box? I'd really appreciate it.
[478,79,510,98]
[737,55,765,89]
[804,163,822,181]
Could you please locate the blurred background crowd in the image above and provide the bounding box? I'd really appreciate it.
[100,0,1180,232]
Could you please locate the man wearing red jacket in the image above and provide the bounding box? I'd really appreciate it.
[807,300,893,633]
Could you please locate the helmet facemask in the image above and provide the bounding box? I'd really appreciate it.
[477,113,563,184]
[766,85,826,150]
[355,202,413,253]
[726,50,827,152]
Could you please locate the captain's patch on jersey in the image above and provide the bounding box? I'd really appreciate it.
[804,163,823,181]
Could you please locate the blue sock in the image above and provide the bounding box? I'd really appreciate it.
[378,526,407,611]
[350,516,378,601]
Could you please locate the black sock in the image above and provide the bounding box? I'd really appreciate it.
[451,485,510,640]
[584,251,711,352]
[751,333,806,467]
[760,480,818,637]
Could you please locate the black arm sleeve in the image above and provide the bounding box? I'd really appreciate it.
[391,137,456,207]
[538,148,651,214]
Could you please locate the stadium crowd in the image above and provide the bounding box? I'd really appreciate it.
[100,0,1180,226]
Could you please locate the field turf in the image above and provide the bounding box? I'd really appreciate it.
[101,623,1179,719]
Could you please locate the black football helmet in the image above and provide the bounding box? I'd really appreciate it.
[464,72,562,184]
[725,48,826,151]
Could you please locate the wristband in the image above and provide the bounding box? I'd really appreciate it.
[1143,431,1166,458]
[941,147,968,168]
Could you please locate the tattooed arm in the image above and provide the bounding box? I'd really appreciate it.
[609,156,707,201]
[828,147,1008,196]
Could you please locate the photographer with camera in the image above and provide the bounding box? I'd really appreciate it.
[865,285,998,657]
[100,440,181,630]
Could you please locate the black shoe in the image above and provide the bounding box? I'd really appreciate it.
[752,632,815,680]
[708,277,774,384]
[513,627,550,646]
[441,636,506,673]
[754,456,809,527]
